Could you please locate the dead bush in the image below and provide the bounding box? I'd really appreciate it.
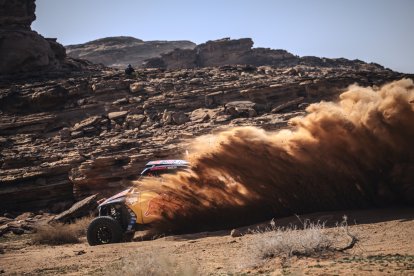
[31,216,92,245]
[104,253,197,276]
[253,216,357,259]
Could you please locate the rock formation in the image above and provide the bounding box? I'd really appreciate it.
[0,0,411,214]
[0,0,68,75]
[65,36,386,72]
[0,61,410,211]
[143,37,386,71]
[66,37,196,68]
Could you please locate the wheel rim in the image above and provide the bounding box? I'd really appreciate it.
[96,226,112,244]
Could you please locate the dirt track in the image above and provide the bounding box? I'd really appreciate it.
[1,207,413,275]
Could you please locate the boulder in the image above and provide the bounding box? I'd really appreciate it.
[0,217,13,226]
[0,218,35,237]
[91,80,129,94]
[112,98,129,105]
[72,116,102,131]
[59,127,71,140]
[129,82,144,93]
[225,101,256,110]
[108,111,128,120]
[0,224,9,236]
[71,130,84,138]
[172,111,189,125]
[190,109,211,122]
[31,85,69,109]
[271,97,305,113]
[225,101,258,118]
[125,114,146,129]
[14,212,34,221]
[230,228,242,237]
[162,110,173,124]
[53,194,98,223]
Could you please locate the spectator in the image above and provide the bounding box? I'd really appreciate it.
[125,64,135,76]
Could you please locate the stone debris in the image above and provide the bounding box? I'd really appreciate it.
[0,212,39,237]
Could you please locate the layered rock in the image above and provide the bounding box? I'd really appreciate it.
[144,37,386,71]
[0,61,410,211]
[0,0,67,75]
[0,0,36,29]
[66,36,196,68]
[65,36,387,72]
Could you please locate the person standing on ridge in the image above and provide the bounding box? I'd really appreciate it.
[125,64,135,76]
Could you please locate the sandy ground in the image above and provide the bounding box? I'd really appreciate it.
[1,207,413,275]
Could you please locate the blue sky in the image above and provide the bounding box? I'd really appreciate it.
[32,0,414,73]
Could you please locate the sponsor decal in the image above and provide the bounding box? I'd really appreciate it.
[144,196,163,217]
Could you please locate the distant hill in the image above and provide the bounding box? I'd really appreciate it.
[66,36,388,72]
[65,36,196,68]
[143,37,388,71]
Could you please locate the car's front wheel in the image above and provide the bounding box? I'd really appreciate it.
[87,216,123,246]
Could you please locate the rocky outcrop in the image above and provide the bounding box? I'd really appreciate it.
[144,37,386,71]
[65,36,387,72]
[0,0,36,29]
[0,61,410,212]
[0,0,68,75]
[53,194,98,223]
[66,36,196,68]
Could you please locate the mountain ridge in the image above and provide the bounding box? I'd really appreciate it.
[66,36,388,72]
[65,36,196,68]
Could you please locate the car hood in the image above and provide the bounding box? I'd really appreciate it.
[99,188,131,207]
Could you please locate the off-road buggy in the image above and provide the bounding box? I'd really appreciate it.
[86,160,189,245]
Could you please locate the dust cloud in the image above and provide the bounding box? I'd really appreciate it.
[132,79,414,233]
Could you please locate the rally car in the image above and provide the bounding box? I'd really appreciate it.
[86,160,189,245]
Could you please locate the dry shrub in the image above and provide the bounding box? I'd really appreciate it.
[31,216,92,245]
[104,253,197,276]
[253,216,355,259]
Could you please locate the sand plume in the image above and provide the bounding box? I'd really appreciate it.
[132,79,414,233]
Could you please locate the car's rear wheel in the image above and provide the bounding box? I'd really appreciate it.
[87,216,123,246]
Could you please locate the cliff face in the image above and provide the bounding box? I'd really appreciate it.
[65,36,385,72]
[0,0,36,29]
[0,0,67,75]
[144,38,295,69]
[0,62,408,211]
[65,37,196,68]
[143,38,386,71]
